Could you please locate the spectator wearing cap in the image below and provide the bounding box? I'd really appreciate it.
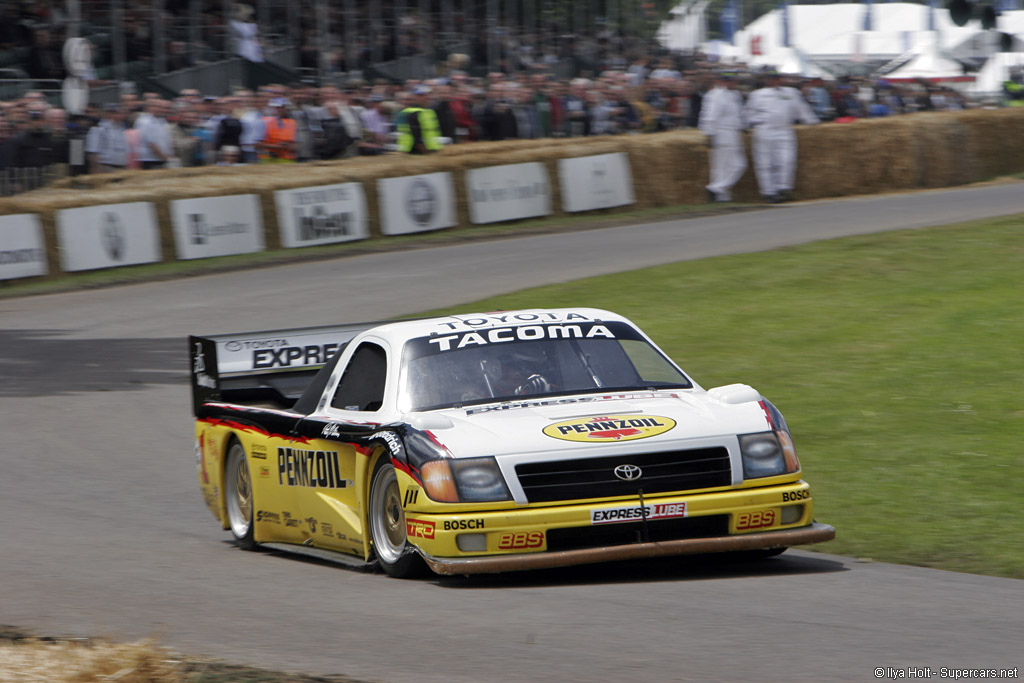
[698,71,747,203]
[260,98,297,162]
[744,70,818,203]
[85,104,130,173]
[396,86,442,154]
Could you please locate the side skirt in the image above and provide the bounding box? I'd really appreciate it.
[262,542,376,572]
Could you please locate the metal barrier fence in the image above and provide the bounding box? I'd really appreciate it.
[0,165,65,197]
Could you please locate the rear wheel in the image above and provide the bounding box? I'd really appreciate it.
[368,458,427,578]
[225,441,257,550]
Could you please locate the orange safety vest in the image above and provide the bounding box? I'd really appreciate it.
[262,116,297,160]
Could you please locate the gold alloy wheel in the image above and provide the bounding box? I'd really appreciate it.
[383,476,405,548]
[370,463,408,565]
[226,443,253,542]
[235,456,252,524]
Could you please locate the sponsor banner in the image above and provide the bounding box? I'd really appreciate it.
[591,502,688,525]
[559,152,635,213]
[466,162,551,224]
[170,194,264,260]
[56,202,161,271]
[274,182,369,248]
[378,173,456,235]
[0,214,48,280]
[544,415,677,442]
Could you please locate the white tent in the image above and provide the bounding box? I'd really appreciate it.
[660,2,1024,80]
[657,0,711,51]
[971,51,1024,93]
[885,31,972,81]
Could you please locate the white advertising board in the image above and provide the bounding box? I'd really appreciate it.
[558,153,635,213]
[274,183,369,248]
[0,214,48,280]
[56,202,161,272]
[466,162,551,224]
[378,173,457,235]
[170,194,265,260]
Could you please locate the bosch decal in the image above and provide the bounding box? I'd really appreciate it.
[544,415,676,443]
[277,448,349,489]
[591,502,688,525]
[783,490,810,502]
[443,519,484,531]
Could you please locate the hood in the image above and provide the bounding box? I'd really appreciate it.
[420,387,772,459]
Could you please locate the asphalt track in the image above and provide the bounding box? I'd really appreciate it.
[1,183,1022,682]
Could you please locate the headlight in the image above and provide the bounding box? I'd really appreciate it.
[740,431,800,479]
[421,457,512,502]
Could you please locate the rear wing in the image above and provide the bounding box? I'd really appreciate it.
[188,321,379,415]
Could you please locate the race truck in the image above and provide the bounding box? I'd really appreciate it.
[191,308,834,577]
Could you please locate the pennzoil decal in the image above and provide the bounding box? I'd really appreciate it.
[543,415,676,442]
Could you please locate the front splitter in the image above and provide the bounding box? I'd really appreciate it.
[422,522,836,576]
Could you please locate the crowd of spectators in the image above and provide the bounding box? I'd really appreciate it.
[1,55,989,195]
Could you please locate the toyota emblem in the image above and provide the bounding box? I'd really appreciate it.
[613,464,642,481]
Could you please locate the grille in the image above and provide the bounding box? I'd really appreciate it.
[515,447,731,503]
[546,515,730,552]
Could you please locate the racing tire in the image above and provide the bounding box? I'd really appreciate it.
[368,457,427,578]
[225,440,258,551]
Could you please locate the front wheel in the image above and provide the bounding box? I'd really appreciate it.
[368,458,427,578]
[225,441,257,551]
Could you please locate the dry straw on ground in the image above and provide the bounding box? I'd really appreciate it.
[0,638,182,683]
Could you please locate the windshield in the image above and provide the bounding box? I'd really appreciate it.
[400,321,692,411]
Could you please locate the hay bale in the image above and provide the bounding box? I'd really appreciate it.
[3,108,1024,283]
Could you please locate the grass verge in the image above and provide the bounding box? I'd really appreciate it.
[419,213,1024,579]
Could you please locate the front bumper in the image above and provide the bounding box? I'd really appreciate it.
[403,480,832,574]
[422,522,835,575]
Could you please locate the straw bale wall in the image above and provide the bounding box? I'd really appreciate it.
[1,108,1023,281]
